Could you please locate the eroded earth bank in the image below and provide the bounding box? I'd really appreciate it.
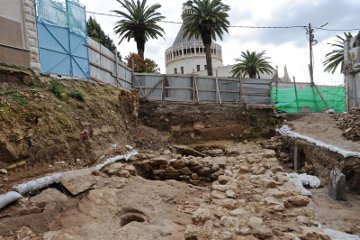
[0,67,359,239]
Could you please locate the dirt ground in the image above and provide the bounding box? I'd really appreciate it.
[0,175,205,240]
[0,66,170,193]
[310,187,360,234]
[1,141,359,239]
[286,113,360,152]
[1,66,359,239]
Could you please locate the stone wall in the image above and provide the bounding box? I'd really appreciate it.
[22,0,40,72]
[0,0,39,71]
[132,153,225,185]
[139,101,279,143]
[266,136,360,193]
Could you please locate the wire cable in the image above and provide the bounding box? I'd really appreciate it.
[313,26,360,32]
[86,10,359,32]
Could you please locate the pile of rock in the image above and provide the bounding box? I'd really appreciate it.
[132,154,226,185]
[100,162,137,178]
[184,148,331,240]
[334,108,360,141]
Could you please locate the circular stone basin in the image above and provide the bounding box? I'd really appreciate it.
[117,208,148,227]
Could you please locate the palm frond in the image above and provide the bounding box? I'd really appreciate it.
[323,32,353,74]
[231,50,275,78]
[113,0,165,57]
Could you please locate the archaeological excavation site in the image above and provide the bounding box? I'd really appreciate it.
[0,66,359,240]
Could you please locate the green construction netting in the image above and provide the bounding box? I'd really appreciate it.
[271,85,346,113]
[37,0,86,37]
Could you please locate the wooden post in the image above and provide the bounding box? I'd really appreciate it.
[293,76,300,112]
[313,82,330,110]
[132,73,145,97]
[114,53,122,88]
[161,75,165,102]
[215,70,222,104]
[239,78,248,109]
[275,75,279,104]
[192,70,195,102]
[194,75,200,102]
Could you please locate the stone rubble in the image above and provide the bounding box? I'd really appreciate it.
[183,146,331,240]
[334,108,360,141]
[0,143,341,239]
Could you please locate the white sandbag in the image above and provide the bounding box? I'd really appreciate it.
[14,173,63,195]
[323,228,360,240]
[299,173,321,188]
[13,150,139,195]
[0,191,22,210]
[287,173,312,196]
[277,125,360,158]
[96,150,139,169]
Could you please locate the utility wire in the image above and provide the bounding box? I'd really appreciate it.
[87,11,306,28]
[86,11,359,32]
[313,26,360,32]
[86,11,183,24]
[229,25,306,29]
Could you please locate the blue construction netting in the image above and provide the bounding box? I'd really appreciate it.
[36,0,86,38]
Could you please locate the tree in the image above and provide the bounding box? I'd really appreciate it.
[125,53,159,73]
[113,0,165,58]
[323,32,353,74]
[87,16,117,53]
[182,0,230,76]
[231,50,275,78]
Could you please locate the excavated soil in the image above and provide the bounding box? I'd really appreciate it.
[0,66,170,193]
[1,66,359,239]
[287,113,360,152]
[1,142,359,239]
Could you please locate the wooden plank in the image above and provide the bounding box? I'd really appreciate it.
[161,75,165,102]
[215,70,222,104]
[293,76,300,111]
[164,87,193,90]
[145,79,163,98]
[90,62,131,84]
[132,72,145,97]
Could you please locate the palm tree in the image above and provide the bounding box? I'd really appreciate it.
[231,50,275,78]
[323,32,353,74]
[182,0,230,76]
[113,0,165,58]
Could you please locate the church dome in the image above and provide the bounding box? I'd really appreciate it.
[165,24,223,74]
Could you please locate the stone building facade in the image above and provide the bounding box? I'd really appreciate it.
[0,0,39,71]
[165,25,224,75]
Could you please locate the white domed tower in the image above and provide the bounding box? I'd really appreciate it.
[165,17,223,74]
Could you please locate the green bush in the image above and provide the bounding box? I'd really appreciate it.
[68,90,85,102]
[12,95,28,106]
[51,80,63,99]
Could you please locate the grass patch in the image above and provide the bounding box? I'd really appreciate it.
[12,95,28,106]
[0,102,7,110]
[51,80,63,99]
[68,90,85,102]
[0,88,18,96]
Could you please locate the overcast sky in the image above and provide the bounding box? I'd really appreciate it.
[81,0,359,85]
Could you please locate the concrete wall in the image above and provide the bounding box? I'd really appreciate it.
[0,0,39,70]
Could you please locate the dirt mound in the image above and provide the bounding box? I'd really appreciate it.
[334,108,360,141]
[0,65,170,192]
